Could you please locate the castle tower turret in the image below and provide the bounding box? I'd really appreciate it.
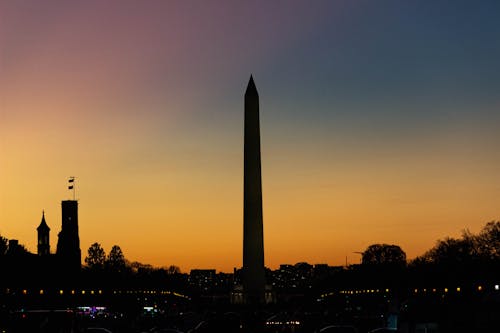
[56,200,81,271]
[37,211,50,256]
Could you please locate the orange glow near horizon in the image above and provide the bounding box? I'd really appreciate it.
[1,117,499,272]
[1,1,500,273]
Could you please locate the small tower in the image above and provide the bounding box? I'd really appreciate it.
[37,211,50,256]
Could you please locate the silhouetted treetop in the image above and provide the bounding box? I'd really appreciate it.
[166,265,181,274]
[362,244,406,266]
[85,242,106,270]
[424,236,474,265]
[413,221,500,265]
[107,245,126,272]
[477,221,500,259]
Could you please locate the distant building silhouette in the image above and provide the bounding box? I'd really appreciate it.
[189,269,216,290]
[7,239,20,255]
[56,200,81,271]
[37,211,50,256]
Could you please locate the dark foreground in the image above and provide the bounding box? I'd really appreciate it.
[1,287,500,333]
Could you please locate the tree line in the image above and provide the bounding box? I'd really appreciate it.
[329,221,500,291]
[80,242,183,289]
[1,221,499,290]
[346,221,500,268]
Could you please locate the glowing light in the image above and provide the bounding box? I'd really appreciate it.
[456,287,461,292]
[22,289,27,295]
[59,290,64,295]
[444,288,448,293]
[495,285,499,290]
[39,289,44,295]
[478,285,483,291]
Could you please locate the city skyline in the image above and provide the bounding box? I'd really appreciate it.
[1,1,500,272]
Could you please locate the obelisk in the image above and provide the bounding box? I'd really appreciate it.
[243,75,266,304]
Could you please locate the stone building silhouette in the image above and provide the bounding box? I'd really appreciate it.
[37,211,50,256]
[56,200,81,271]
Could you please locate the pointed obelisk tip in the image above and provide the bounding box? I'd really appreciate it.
[246,74,257,94]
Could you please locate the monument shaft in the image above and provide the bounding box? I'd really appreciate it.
[243,76,266,302]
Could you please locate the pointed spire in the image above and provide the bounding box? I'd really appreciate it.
[37,210,50,231]
[245,74,258,96]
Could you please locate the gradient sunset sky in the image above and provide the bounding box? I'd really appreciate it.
[1,1,499,272]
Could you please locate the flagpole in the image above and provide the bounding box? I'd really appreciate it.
[69,177,76,201]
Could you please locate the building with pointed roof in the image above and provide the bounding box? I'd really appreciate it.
[37,211,50,256]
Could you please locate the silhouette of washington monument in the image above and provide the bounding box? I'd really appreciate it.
[240,76,268,304]
[243,76,266,303]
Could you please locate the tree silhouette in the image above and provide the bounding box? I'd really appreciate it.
[415,223,500,264]
[408,222,500,286]
[84,242,106,270]
[425,237,474,264]
[362,244,406,266]
[477,221,500,259]
[166,265,181,274]
[107,245,126,272]
[128,261,153,273]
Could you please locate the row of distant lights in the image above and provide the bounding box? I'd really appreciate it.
[13,285,500,298]
[17,289,189,298]
[28,289,103,296]
[321,288,390,297]
[320,285,500,298]
[414,285,500,293]
[266,321,301,326]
